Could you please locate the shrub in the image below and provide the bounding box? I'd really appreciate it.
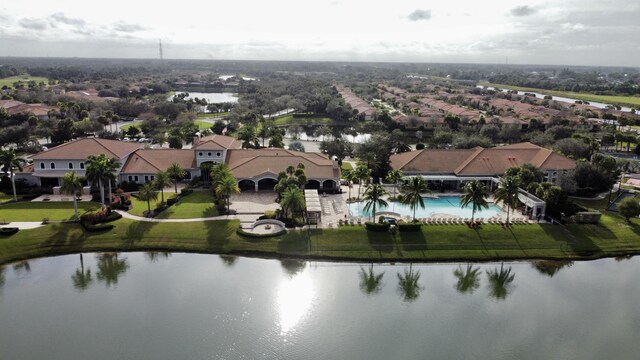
[618,197,640,220]
[365,222,390,232]
[0,227,19,235]
[180,188,193,196]
[80,221,114,232]
[398,223,422,232]
[167,197,179,206]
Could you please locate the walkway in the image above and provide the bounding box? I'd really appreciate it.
[115,210,260,223]
[1,222,46,230]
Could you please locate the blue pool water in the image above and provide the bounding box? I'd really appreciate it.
[348,196,503,219]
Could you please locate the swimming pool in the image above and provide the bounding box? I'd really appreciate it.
[348,196,504,219]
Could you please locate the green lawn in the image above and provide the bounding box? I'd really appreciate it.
[120,123,141,132]
[479,82,640,108]
[193,121,214,130]
[129,191,177,216]
[0,75,49,88]
[341,162,355,172]
[273,115,335,126]
[197,112,229,119]
[156,191,218,219]
[0,201,102,222]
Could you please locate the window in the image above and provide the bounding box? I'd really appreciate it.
[80,163,85,169]
[128,176,133,181]
[207,152,212,156]
[144,176,149,182]
[134,176,139,182]
[40,162,45,169]
[68,162,73,169]
[216,152,221,157]
[198,152,203,156]
[151,176,155,181]
[50,162,55,169]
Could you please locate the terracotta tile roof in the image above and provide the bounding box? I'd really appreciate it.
[0,100,24,109]
[391,142,576,176]
[121,149,197,174]
[226,149,339,179]
[194,134,242,150]
[32,138,142,160]
[6,103,56,117]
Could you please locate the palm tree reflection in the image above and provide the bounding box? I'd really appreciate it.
[96,253,129,287]
[280,259,307,277]
[71,254,93,291]
[12,260,31,274]
[0,265,5,289]
[219,255,238,267]
[145,251,171,263]
[453,264,481,294]
[397,264,422,302]
[359,264,384,295]
[531,260,573,277]
[486,263,515,300]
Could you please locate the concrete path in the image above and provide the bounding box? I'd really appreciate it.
[115,210,259,223]
[2,222,46,230]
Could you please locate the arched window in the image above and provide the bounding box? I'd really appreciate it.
[68,162,73,169]
[80,163,85,169]
[40,162,45,169]
[50,162,56,169]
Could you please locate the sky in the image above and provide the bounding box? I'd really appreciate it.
[0,0,639,66]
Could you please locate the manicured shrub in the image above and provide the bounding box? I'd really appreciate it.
[180,188,193,196]
[365,222,390,232]
[398,223,422,232]
[80,221,114,232]
[0,227,19,235]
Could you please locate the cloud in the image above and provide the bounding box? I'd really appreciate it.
[561,22,585,31]
[407,9,431,21]
[510,5,537,17]
[19,18,48,31]
[50,13,86,27]
[112,22,148,33]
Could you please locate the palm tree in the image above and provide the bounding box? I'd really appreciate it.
[385,169,403,200]
[236,126,258,149]
[71,254,93,291]
[354,164,371,200]
[493,175,521,226]
[210,163,232,187]
[453,264,481,294]
[280,186,305,219]
[362,184,389,221]
[60,171,84,222]
[167,163,186,193]
[486,263,515,300]
[85,154,120,207]
[0,149,25,201]
[138,182,158,215]
[359,264,384,295]
[103,157,120,205]
[460,180,489,222]
[153,170,172,203]
[397,264,422,302]
[215,175,240,213]
[398,177,430,222]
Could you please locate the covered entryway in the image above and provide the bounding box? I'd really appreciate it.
[322,179,336,190]
[238,179,256,192]
[200,162,215,182]
[306,179,321,190]
[257,178,278,191]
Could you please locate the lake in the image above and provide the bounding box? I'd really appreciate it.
[169,92,238,104]
[1,253,640,359]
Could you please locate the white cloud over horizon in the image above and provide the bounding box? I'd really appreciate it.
[0,0,639,67]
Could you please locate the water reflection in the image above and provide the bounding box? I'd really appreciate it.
[531,260,573,277]
[0,265,4,288]
[71,254,93,291]
[280,259,307,277]
[486,264,515,301]
[96,253,129,287]
[145,251,171,263]
[219,255,238,267]
[12,260,31,274]
[453,264,481,294]
[359,264,385,296]
[397,264,422,302]
[276,270,315,335]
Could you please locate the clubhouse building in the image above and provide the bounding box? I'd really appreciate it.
[21,135,341,192]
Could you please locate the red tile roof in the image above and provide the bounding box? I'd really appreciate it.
[32,138,142,160]
[121,149,198,174]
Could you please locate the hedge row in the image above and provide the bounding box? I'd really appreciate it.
[0,227,19,236]
[80,221,114,232]
[365,222,390,232]
[397,223,422,232]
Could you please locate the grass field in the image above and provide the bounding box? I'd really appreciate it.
[156,191,218,219]
[120,123,140,132]
[479,82,640,108]
[274,115,335,126]
[197,112,229,119]
[129,191,177,216]
[0,201,102,222]
[193,121,214,130]
[0,75,49,88]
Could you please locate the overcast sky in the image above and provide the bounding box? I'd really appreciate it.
[0,0,638,66]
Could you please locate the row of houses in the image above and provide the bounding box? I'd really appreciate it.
[334,85,376,120]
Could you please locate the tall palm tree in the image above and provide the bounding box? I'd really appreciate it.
[460,180,489,222]
[359,264,384,295]
[397,264,422,302]
[85,154,120,207]
[493,175,521,226]
[486,263,515,301]
[362,184,389,221]
[0,149,25,201]
[138,182,158,215]
[167,162,186,193]
[342,168,353,198]
[153,170,172,203]
[354,164,371,200]
[398,177,430,222]
[103,157,120,205]
[385,169,403,200]
[453,264,481,294]
[60,171,84,222]
[280,186,305,219]
[210,163,232,188]
[215,175,240,213]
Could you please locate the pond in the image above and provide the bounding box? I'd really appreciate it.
[348,196,504,219]
[169,92,238,104]
[1,253,640,359]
